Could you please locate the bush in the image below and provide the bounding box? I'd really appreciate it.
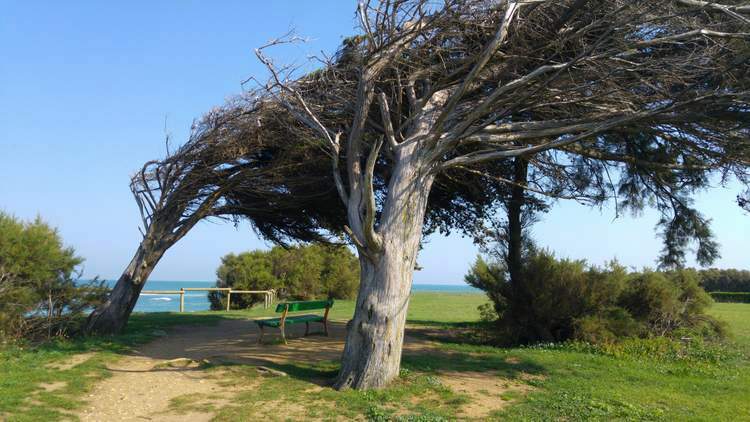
[710,292,750,303]
[209,244,359,310]
[0,213,108,341]
[620,269,720,338]
[466,249,724,345]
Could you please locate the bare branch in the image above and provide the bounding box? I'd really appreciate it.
[363,137,384,251]
[378,92,400,149]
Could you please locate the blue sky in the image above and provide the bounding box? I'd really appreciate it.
[1,2,747,284]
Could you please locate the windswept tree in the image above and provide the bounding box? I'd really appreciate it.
[85,98,349,334]
[252,0,750,389]
[85,91,498,334]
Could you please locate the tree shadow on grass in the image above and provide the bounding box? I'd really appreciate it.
[402,349,545,380]
[243,349,546,388]
[261,360,340,386]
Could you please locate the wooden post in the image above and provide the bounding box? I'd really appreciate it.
[179,288,184,313]
[226,291,231,311]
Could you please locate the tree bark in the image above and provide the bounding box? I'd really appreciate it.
[505,157,535,337]
[84,243,166,334]
[506,157,528,290]
[335,147,434,390]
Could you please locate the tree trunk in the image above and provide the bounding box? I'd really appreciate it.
[335,148,434,390]
[84,243,166,334]
[506,157,528,290]
[505,157,535,338]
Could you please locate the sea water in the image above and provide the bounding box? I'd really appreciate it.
[102,280,481,313]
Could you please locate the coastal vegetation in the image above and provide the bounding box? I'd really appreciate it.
[466,249,724,345]
[0,213,107,342]
[209,244,359,310]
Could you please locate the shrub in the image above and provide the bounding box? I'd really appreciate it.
[573,307,641,344]
[0,213,107,341]
[466,249,723,345]
[209,244,359,310]
[620,269,718,338]
[710,292,750,303]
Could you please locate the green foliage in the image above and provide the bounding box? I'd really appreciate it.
[710,292,750,303]
[0,212,107,341]
[620,269,721,339]
[698,268,750,292]
[209,244,359,310]
[466,249,724,345]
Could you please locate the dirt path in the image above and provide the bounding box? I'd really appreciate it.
[77,319,353,421]
[71,319,524,421]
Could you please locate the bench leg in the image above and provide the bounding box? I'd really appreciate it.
[305,322,310,336]
[257,325,264,344]
[324,320,329,337]
[280,326,287,344]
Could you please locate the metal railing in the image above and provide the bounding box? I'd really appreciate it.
[140,287,276,312]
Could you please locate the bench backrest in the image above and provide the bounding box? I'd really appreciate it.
[275,300,333,313]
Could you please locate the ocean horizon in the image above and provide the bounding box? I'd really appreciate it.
[101,280,482,313]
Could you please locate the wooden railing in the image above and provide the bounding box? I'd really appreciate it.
[140,287,276,312]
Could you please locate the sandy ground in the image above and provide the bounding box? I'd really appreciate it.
[66,319,524,421]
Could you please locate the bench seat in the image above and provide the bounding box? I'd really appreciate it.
[257,314,324,327]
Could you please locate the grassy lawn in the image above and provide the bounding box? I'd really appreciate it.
[231,291,488,326]
[710,303,750,351]
[1,294,748,421]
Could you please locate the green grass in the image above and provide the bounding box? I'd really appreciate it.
[1,295,748,421]
[710,303,750,351]
[440,339,749,421]
[230,291,488,326]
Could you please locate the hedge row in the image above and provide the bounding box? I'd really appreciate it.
[710,292,750,303]
[698,268,750,292]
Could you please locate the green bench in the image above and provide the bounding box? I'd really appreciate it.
[256,299,333,344]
